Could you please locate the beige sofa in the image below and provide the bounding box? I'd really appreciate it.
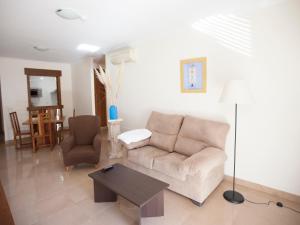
[122,111,229,206]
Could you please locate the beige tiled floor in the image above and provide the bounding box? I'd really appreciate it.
[0,137,299,225]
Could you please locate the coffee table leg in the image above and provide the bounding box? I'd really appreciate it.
[93,181,117,202]
[140,190,164,218]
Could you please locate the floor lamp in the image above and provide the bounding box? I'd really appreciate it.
[219,80,252,204]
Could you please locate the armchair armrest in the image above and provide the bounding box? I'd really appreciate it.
[93,134,102,154]
[120,138,150,150]
[182,147,227,176]
[61,135,75,155]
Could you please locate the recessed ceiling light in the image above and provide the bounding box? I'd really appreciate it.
[55,8,86,21]
[33,46,50,52]
[77,44,100,53]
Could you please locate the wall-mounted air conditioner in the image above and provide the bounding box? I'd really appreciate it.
[108,48,136,65]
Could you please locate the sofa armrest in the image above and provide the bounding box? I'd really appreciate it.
[182,147,227,176]
[61,135,75,155]
[93,134,102,154]
[120,138,150,150]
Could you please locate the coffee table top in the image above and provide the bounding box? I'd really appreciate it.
[88,163,169,207]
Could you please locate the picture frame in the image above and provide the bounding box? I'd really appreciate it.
[180,57,207,93]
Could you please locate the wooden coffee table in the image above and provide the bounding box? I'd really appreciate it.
[88,163,169,224]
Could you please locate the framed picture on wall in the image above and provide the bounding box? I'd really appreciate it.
[180,57,207,93]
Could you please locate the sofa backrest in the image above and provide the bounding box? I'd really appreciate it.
[174,116,230,156]
[146,111,183,152]
[69,115,100,145]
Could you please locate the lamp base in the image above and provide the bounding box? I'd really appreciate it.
[223,190,244,204]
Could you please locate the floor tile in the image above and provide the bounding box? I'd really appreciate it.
[1,134,299,225]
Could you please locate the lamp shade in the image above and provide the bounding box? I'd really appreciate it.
[219,80,252,104]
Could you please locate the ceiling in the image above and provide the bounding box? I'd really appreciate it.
[0,0,279,63]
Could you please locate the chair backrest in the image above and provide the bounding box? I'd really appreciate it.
[69,115,100,145]
[37,112,52,137]
[9,112,21,136]
[47,108,63,118]
[48,109,56,119]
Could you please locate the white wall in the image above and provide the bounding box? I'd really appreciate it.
[71,58,95,116]
[107,0,300,195]
[0,57,73,141]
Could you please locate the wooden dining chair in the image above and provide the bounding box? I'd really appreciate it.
[30,112,53,152]
[48,109,64,144]
[9,112,31,149]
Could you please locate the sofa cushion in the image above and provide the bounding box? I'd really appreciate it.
[174,136,208,156]
[127,146,168,169]
[175,116,229,155]
[153,153,188,181]
[149,131,178,153]
[146,111,183,152]
[182,147,227,176]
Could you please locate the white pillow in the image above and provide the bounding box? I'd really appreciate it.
[118,129,152,144]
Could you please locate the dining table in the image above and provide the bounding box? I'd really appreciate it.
[22,116,65,146]
[22,116,65,125]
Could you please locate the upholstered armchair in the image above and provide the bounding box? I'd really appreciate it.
[61,115,101,170]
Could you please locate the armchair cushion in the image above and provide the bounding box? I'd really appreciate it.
[182,147,227,176]
[61,135,75,154]
[93,134,102,154]
[69,115,100,145]
[64,145,99,166]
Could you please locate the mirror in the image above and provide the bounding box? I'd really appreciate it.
[29,76,57,107]
[25,68,62,110]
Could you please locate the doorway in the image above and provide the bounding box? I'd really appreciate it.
[0,82,5,143]
[94,70,107,127]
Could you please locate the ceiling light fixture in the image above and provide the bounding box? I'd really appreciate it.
[77,44,100,53]
[55,8,86,21]
[33,46,50,52]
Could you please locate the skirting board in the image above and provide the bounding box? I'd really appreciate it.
[4,140,14,145]
[224,175,300,204]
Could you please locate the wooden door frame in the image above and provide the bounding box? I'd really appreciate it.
[94,70,107,127]
[0,81,4,142]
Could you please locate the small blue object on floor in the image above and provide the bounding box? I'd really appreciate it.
[109,105,118,120]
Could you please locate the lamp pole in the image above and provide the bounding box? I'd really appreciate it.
[223,103,244,204]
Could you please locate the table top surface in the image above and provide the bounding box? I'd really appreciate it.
[88,163,169,207]
[22,116,65,125]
